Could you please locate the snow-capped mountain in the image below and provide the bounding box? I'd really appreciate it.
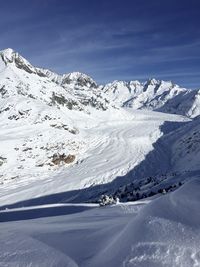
[60,72,109,110]
[0,48,86,111]
[61,71,98,88]
[102,78,200,118]
[2,48,199,118]
[39,68,109,110]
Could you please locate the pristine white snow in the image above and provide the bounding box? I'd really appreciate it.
[0,179,199,267]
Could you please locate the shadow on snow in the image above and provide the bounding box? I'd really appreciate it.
[0,119,190,222]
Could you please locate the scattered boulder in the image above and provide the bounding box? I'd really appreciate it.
[51,153,75,165]
[50,123,78,134]
[0,156,7,166]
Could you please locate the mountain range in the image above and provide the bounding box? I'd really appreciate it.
[1,48,200,117]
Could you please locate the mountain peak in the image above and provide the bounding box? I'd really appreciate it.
[0,48,21,64]
[62,72,98,88]
[0,48,16,59]
[0,48,42,75]
[63,72,95,82]
[65,71,89,79]
[146,78,160,86]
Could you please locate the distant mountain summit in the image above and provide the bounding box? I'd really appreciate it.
[102,78,200,118]
[62,72,98,88]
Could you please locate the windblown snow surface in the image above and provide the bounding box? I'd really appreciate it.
[0,48,200,267]
[0,180,200,267]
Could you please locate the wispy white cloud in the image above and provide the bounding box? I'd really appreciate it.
[0,0,199,88]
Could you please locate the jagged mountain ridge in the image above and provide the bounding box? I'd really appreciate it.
[36,58,200,118]
[0,49,85,112]
[38,59,200,118]
[102,79,200,118]
[36,68,108,110]
[1,48,200,118]
[0,48,109,111]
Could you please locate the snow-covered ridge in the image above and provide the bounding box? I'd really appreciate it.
[36,68,63,84]
[0,48,46,77]
[102,78,196,116]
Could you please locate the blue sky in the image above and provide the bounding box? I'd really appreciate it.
[0,0,199,88]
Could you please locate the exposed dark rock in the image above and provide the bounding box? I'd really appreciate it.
[0,156,7,166]
[51,153,75,165]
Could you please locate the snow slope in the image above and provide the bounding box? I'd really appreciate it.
[170,116,200,172]
[0,108,188,207]
[0,179,199,267]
